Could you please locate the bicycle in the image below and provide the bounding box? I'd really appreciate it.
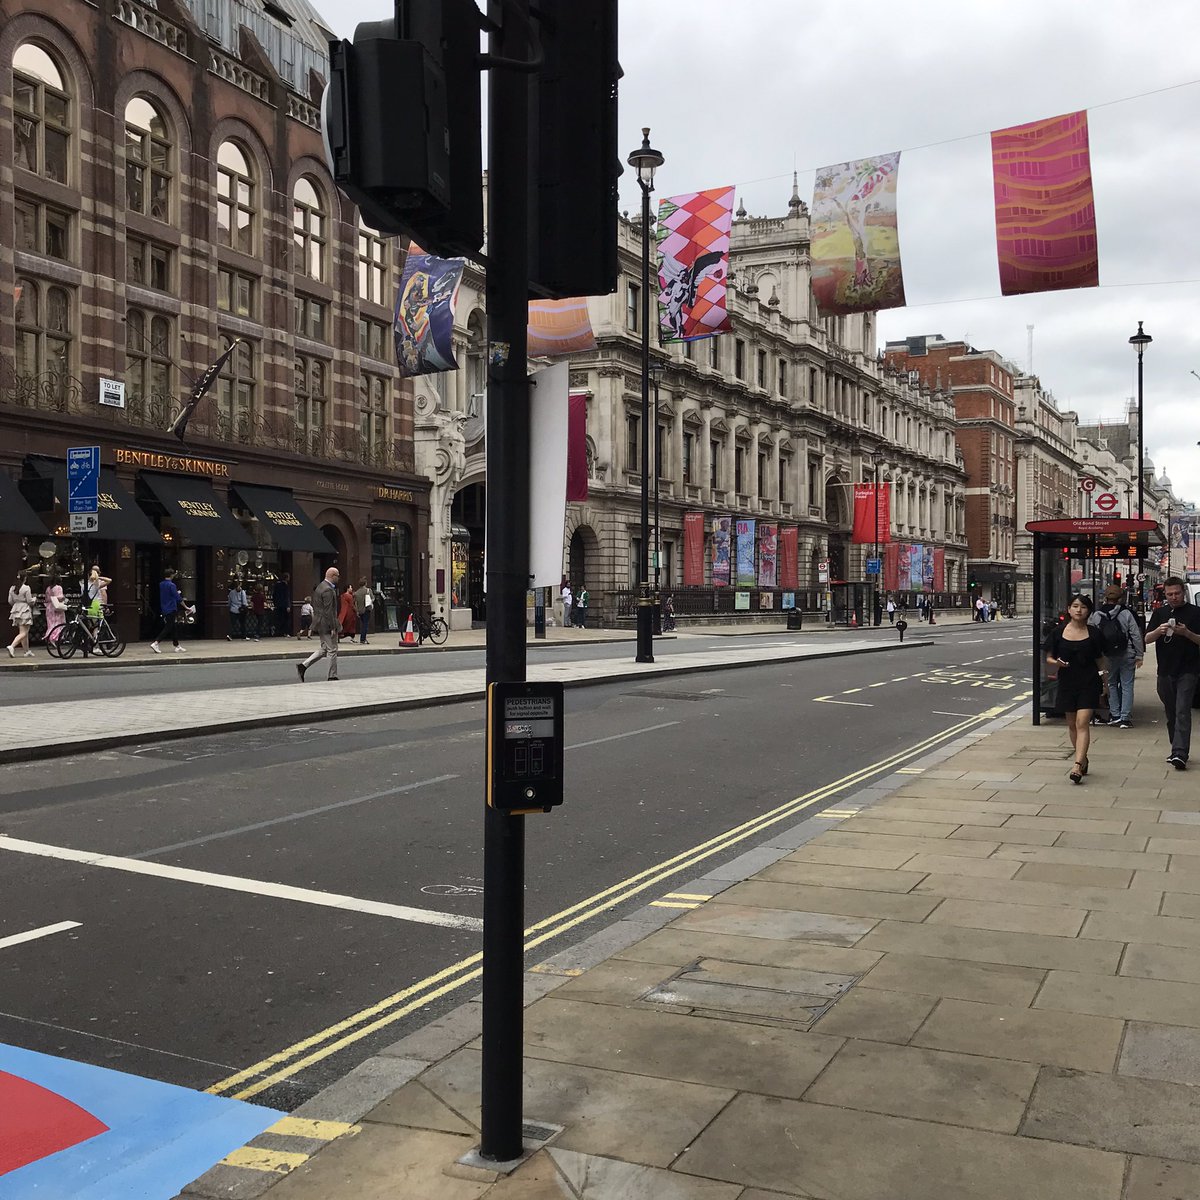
[55,605,126,659]
[414,610,449,646]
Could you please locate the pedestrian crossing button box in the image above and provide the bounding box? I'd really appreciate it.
[487,682,564,813]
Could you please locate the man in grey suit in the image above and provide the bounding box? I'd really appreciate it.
[297,567,340,682]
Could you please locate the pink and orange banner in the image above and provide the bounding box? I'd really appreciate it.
[656,186,734,342]
[991,110,1099,297]
[528,297,596,358]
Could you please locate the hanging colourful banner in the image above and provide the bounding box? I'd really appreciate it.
[683,512,706,586]
[656,186,734,342]
[566,394,588,502]
[897,543,912,591]
[811,153,906,317]
[394,248,463,377]
[884,542,900,592]
[850,483,892,544]
[933,547,945,591]
[528,298,596,358]
[779,526,799,590]
[712,516,732,586]
[908,543,924,590]
[758,523,778,589]
[735,519,757,587]
[923,544,935,589]
[991,110,1099,297]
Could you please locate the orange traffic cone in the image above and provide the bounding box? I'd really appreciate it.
[849,612,858,628]
[401,613,417,645]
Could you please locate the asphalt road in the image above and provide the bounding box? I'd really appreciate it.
[0,622,1032,1111]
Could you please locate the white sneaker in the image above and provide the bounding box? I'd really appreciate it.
[23,650,34,657]
[174,645,186,653]
[150,642,160,653]
[5,645,13,657]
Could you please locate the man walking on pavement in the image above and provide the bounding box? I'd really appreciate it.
[297,567,340,682]
[1144,576,1200,769]
[1088,583,1144,729]
[150,568,185,654]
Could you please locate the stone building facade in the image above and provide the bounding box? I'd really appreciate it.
[0,0,429,639]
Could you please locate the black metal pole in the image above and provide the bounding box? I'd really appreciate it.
[653,375,660,597]
[480,0,529,1163]
[1032,531,1042,726]
[1136,339,1145,614]
[636,181,654,663]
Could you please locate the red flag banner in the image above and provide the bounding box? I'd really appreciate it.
[933,547,945,592]
[566,394,588,502]
[851,484,891,545]
[683,512,705,585]
[778,526,799,590]
[991,110,1099,297]
[884,542,900,592]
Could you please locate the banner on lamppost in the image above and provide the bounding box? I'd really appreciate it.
[778,526,799,590]
[758,523,778,588]
[712,516,732,586]
[394,246,463,377]
[851,483,891,544]
[735,519,757,587]
[656,186,735,342]
[933,547,946,591]
[683,512,705,586]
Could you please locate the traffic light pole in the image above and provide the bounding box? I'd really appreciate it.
[480,0,531,1164]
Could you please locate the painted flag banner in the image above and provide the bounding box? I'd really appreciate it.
[394,248,463,377]
[656,186,734,342]
[735,519,757,587]
[850,483,892,544]
[923,544,935,588]
[684,512,706,585]
[528,298,596,358]
[758,523,778,589]
[884,542,899,592]
[779,526,799,590]
[811,153,905,316]
[908,543,924,590]
[566,394,588,502]
[933,547,945,592]
[991,110,1099,297]
[712,516,732,586]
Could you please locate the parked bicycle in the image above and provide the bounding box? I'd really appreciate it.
[49,605,126,658]
[414,609,449,646]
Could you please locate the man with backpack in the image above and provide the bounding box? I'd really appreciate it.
[1088,584,1144,728]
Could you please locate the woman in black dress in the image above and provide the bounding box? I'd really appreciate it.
[1044,594,1109,783]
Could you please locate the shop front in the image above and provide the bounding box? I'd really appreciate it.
[369,484,419,633]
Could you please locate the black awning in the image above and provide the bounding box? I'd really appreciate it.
[229,482,335,554]
[0,471,49,535]
[138,472,254,548]
[24,457,162,543]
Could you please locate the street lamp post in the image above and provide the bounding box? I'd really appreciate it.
[1129,321,1152,612]
[628,128,664,664]
[650,363,664,635]
[872,455,884,625]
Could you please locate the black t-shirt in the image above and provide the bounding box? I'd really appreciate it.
[1147,602,1200,676]
[1043,624,1105,680]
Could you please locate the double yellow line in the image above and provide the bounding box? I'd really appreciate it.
[208,698,1022,1101]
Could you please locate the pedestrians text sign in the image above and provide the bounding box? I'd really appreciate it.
[67,446,100,532]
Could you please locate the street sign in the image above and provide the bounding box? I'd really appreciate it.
[817,558,830,584]
[866,558,881,575]
[1136,572,1147,582]
[1094,492,1118,513]
[69,512,98,534]
[1080,476,1096,493]
[67,446,100,516]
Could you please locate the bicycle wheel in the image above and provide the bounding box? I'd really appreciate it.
[57,624,83,659]
[97,625,126,657]
[428,617,449,645]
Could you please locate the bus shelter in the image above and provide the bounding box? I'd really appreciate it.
[1027,517,1164,725]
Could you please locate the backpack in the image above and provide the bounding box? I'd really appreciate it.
[1096,608,1129,656]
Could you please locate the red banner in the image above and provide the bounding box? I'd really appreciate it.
[566,394,587,501]
[991,110,1099,297]
[778,526,799,589]
[933,547,945,592]
[883,542,899,592]
[683,512,705,586]
[851,483,891,545]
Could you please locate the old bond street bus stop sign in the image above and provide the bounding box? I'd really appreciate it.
[1026,517,1165,726]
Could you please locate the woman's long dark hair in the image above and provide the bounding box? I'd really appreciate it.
[1067,593,1095,618]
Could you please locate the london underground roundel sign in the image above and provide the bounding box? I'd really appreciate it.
[1094,492,1118,513]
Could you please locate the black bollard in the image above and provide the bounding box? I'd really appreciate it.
[896,617,908,642]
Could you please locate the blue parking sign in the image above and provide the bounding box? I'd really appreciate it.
[67,446,100,515]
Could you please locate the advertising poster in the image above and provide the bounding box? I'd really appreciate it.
[712,516,732,586]
[758,523,778,588]
[735,519,757,587]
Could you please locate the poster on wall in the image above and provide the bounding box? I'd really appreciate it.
[758,523,778,588]
[735,519,757,587]
[683,512,706,585]
[712,516,732,586]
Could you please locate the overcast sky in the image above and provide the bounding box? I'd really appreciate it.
[328,0,1200,509]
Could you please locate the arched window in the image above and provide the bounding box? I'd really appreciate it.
[359,372,390,464]
[125,96,172,220]
[295,354,328,454]
[13,43,71,184]
[216,335,257,439]
[357,216,388,305]
[216,141,256,254]
[126,309,173,398]
[292,177,327,282]
[14,277,71,380]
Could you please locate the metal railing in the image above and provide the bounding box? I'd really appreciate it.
[615,585,822,618]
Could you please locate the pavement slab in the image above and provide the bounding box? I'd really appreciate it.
[816,831,999,858]
[1013,861,1133,889]
[1081,910,1200,951]
[674,1092,1124,1200]
[912,872,1160,914]
[713,880,942,923]
[900,853,1022,879]
[923,897,1087,937]
[858,953,1045,1007]
[807,986,937,1043]
[1124,1156,1200,1200]
[1035,968,1200,1028]
[990,843,1169,872]
[753,859,928,892]
[1022,1067,1200,1163]
[1120,942,1200,985]
[784,843,923,869]
[671,902,878,947]
[1118,1021,1200,1087]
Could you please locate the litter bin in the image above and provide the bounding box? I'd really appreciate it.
[786,609,803,631]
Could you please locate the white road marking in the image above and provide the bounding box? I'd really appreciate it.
[568,721,680,750]
[932,711,975,717]
[814,697,874,707]
[0,837,483,933]
[0,920,81,950]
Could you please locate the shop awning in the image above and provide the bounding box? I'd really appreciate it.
[138,472,254,548]
[229,483,334,554]
[0,471,48,535]
[24,457,162,543]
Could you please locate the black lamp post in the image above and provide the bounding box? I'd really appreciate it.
[649,359,666,635]
[872,454,884,625]
[628,127,664,664]
[1129,320,1152,611]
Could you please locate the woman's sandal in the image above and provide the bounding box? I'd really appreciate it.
[1070,761,1084,785]
[1081,757,1089,777]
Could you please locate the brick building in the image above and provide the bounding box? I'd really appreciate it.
[885,335,1018,609]
[0,0,428,640]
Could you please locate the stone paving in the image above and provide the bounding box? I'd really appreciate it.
[180,681,1200,1200]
